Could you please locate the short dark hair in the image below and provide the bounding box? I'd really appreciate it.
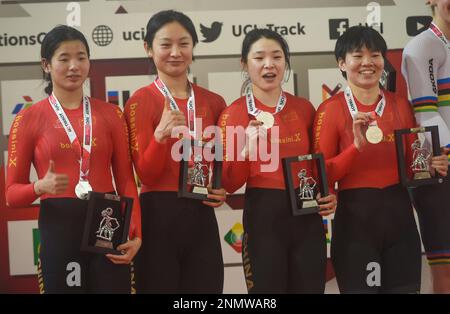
[41,25,90,95]
[144,10,198,48]
[241,28,291,71]
[334,25,387,79]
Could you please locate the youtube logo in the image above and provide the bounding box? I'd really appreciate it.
[406,16,433,36]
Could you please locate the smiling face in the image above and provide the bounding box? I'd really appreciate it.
[42,40,90,94]
[242,37,287,93]
[146,21,194,79]
[338,45,384,90]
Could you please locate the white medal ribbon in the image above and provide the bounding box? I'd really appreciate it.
[429,22,450,51]
[154,77,197,137]
[344,86,385,144]
[244,84,287,118]
[344,86,386,120]
[49,93,92,199]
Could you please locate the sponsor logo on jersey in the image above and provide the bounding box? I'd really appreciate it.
[429,58,437,94]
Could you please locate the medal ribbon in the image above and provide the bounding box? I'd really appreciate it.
[244,84,287,117]
[154,77,196,137]
[344,86,386,125]
[429,22,450,51]
[49,93,92,182]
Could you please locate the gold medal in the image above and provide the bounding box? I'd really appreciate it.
[366,125,383,144]
[256,111,274,129]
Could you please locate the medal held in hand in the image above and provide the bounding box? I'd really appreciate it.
[256,111,275,129]
[394,125,444,187]
[178,138,222,202]
[282,153,329,216]
[366,112,383,144]
[344,87,386,145]
[81,192,133,255]
[244,84,286,130]
[366,124,383,144]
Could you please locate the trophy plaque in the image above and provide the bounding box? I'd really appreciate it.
[394,125,443,187]
[178,138,222,202]
[282,153,329,216]
[81,192,132,255]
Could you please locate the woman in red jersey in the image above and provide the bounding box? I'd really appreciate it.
[5,25,141,293]
[313,25,448,293]
[124,10,226,293]
[219,28,337,293]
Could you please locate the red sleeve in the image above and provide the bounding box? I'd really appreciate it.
[218,102,251,194]
[124,89,168,186]
[5,108,39,207]
[313,98,360,189]
[108,105,142,239]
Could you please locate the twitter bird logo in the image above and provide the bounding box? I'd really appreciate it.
[200,22,223,43]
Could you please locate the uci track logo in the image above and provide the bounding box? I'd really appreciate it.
[200,22,223,43]
[92,25,114,47]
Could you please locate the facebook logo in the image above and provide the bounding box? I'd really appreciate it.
[329,19,349,39]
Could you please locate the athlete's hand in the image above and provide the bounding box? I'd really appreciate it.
[34,160,69,195]
[352,112,372,152]
[203,185,226,207]
[241,120,265,160]
[430,153,448,177]
[316,192,337,216]
[154,96,186,143]
[442,146,450,156]
[106,237,142,265]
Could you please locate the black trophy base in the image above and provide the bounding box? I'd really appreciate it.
[292,199,322,216]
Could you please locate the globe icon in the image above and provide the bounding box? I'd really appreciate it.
[92,25,113,46]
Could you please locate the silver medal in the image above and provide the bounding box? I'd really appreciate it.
[75,181,92,200]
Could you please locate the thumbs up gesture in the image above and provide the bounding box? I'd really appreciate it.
[154,96,186,143]
[34,160,70,195]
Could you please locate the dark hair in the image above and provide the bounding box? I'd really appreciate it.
[241,28,291,75]
[144,10,199,48]
[41,25,90,95]
[334,25,387,79]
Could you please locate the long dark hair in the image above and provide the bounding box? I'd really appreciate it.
[41,25,90,95]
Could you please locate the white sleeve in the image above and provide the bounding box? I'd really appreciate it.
[402,34,450,146]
